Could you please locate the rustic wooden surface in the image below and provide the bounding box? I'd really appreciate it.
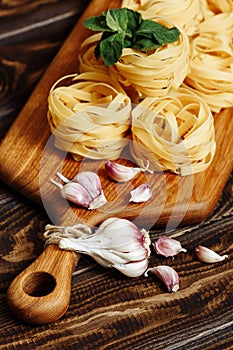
[0,0,232,349]
[0,0,232,230]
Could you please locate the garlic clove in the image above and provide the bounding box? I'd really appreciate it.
[195,245,228,263]
[113,259,150,278]
[60,182,92,208]
[145,265,179,292]
[88,191,107,210]
[72,171,103,199]
[59,217,151,277]
[154,235,187,257]
[72,171,107,209]
[105,160,143,182]
[51,171,107,209]
[129,183,152,203]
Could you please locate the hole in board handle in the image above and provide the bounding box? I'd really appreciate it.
[23,272,56,297]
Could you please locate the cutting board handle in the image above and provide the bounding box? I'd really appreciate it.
[7,244,77,324]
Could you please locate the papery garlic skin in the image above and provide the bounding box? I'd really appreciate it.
[51,171,107,209]
[129,183,152,203]
[59,217,151,277]
[88,192,107,210]
[154,235,187,257]
[145,265,179,293]
[105,160,143,182]
[195,245,228,264]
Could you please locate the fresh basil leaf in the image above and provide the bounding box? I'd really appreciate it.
[84,14,113,32]
[105,8,128,32]
[99,32,125,66]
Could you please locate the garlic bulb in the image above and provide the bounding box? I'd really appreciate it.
[154,235,187,257]
[145,265,179,292]
[195,245,228,264]
[129,183,152,203]
[59,217,151,277]
[50,171,107,209]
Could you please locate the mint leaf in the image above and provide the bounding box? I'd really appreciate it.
[124,37,132,48]
[84,14,113,32]
[84,8,180,65]
[153,27,180,45]
[105,8,128,32]
[125,8,142,37]
[135,20,180,46]
[135,20,164,36]
[132,38,160,52]
[99,32,125,66]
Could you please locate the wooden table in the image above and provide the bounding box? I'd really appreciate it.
[0,1,232,349]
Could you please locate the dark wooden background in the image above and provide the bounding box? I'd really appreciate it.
[0,1,232,349]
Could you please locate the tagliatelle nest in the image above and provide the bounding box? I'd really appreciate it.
[109,16,190,98]
[198,12,233,38]
[78,33,109,75]
[121,0,203,36]
[184,32,233,113]
[205,0,233,13]
[130,87,216,176]
[47,72,131,160]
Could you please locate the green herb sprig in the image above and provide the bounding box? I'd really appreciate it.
[84,8,180,66]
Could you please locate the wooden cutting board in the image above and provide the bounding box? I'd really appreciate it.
[0,0,232,231]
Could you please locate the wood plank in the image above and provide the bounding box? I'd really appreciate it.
[0,0,91,139]
[1,175,232,345]
[0,0,232,342]
[0,0,232,230]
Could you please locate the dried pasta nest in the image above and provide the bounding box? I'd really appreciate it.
[47,72,131,160]
[78,33,109,74]
[184,32,233,112]
[109,16,190,98]
[122,0,203,36]
[198,11,233,39]
[130,87,216,176]
[204,0,233,14]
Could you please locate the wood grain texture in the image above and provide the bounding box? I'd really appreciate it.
[0,0,232,230]
[0,178,232,348]
[0,0,232,347]
[7,244,77,324]
[0,0,91,139]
